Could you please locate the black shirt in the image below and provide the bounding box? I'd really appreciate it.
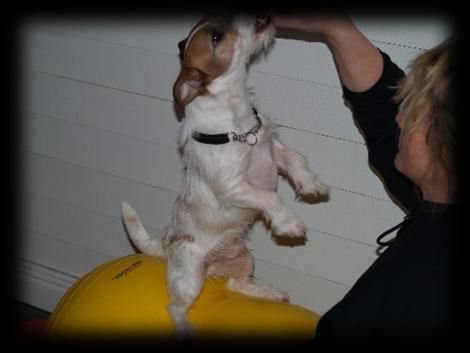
[314,51,459,341]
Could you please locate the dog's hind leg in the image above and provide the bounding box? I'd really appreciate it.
[166,244,206,338]
[212,250,289,302]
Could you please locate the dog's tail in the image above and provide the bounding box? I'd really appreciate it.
[121,202,166,258]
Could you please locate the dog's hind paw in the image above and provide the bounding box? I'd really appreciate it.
[174,324,197,340]
[227,280,290,303]
[267,288,290,303]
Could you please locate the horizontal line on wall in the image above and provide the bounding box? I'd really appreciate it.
[27,186,165,235]
[24,110,178,151]
[253,69,342,90]
[23,150,175,195]
[278,124,365,145]
[26,189,149,236]
[31,26,178,58]
[311,227,378,248]
[328,185,391,203]
[30,69,174,104]
[254,256,352,288]
[20,227,116,262]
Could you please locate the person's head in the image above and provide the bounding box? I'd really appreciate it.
[393,37,457,203]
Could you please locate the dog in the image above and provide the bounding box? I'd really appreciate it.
[121,13,329,337]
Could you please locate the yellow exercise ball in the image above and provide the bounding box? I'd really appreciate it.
[45,254,319,342]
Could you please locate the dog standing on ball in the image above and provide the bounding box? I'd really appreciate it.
[122,13,329,336]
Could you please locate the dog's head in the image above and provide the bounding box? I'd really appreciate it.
[173,13,275,107]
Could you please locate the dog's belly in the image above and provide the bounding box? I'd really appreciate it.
[196,205,258,237]
[173,188,258,239]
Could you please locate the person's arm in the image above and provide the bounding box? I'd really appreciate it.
[271,13,420,212]
[271,13,383,93]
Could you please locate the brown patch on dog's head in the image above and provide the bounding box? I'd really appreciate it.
[173,16,238,106]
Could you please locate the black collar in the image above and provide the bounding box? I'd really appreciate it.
[191,108,262,146]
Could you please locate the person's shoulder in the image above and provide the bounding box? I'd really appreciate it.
[342,50,405,105]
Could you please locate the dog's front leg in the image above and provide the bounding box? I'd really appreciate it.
[226,182,306,237]
[273,139,329,199]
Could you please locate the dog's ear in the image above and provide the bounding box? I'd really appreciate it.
[173,67,208,107]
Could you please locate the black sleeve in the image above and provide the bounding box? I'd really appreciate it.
[342,50,420,213]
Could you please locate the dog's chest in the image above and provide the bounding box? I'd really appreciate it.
[179,111,278,191]
[246,140,278,191]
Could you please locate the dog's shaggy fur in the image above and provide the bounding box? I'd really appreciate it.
[122,14,329,336]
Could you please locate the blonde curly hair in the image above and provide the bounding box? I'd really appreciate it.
[394,37,457,200]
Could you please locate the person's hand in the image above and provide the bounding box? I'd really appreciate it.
[269,11,383,93]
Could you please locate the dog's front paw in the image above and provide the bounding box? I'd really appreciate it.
[271,208,307,238]
[297,176,330,199]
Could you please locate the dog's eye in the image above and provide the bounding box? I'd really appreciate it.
[211,29,224,44]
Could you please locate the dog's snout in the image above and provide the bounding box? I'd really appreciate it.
[177,38,187,60]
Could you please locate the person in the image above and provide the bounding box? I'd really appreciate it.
[271,13,460,340]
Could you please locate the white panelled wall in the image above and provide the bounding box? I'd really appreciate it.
[17,14,452,314]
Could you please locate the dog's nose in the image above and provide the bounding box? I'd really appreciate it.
[178,38,187,60]
[255,14,271,33]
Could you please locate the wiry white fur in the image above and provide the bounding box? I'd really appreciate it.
[121,15,329,338]
[121,202,165,258]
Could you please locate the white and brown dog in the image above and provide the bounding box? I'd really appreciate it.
[122,13,329,336]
